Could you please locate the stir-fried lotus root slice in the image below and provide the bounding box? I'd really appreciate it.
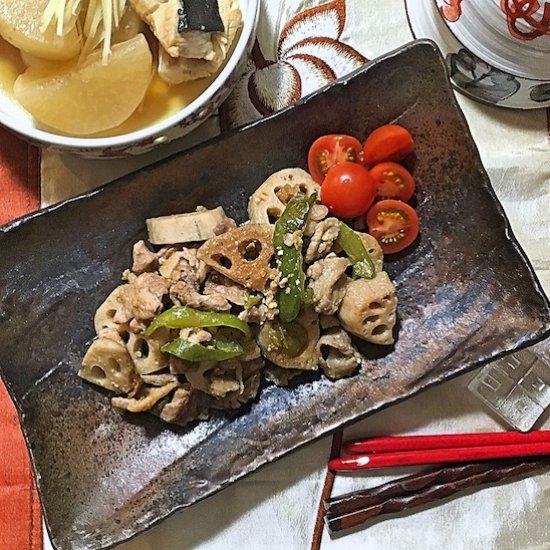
[248,168,320,225]
[258,306,320,370]
[316,328,361,380]
[126,327,171,375]
[111,381,179,413]
[359,232,384,273]
[338,272,397,345]
[79,338,138,394]
[94,286,130,335]
[197,224,276,291]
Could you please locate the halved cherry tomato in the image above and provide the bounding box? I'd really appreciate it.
[362,125,415,167]
[370,162,416,202]
[321,162,376,218]
[308,134,363,183]
[366,199,419,254]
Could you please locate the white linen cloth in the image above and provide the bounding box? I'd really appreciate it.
[42,1,550,548]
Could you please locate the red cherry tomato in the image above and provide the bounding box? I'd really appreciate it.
[308,134,363,183]
[366,199,419,254]
[362,125,415,167]
[321,162,376,218]
[370,162,416,202]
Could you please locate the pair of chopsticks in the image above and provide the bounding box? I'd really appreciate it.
[329,431,550,471]
[324,458,549,533]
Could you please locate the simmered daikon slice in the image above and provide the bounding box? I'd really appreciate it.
[0,0,80,61]
[14,34,153,136]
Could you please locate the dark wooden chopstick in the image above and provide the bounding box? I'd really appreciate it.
[324,458,550,533]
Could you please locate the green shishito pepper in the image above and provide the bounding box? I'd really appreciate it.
[144,306,251,338]
[274,192,316,323]
[337,222,376,280]
[161,338,243,362]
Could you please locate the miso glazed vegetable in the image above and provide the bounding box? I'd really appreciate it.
[337,222,376,280]
[80,164,399,428]
[145,306,251,338]
[162,338,244,362]
[273,193,316,323]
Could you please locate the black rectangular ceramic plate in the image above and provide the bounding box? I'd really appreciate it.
[1,40,549,550]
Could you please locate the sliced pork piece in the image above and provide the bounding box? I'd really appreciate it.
[316,329,361,379]
[159,386,212,426]
[305,218,340,263]
[111,381,179,412]
[203,272,249,306]
[307,255,349,315]
[131,240,174,274]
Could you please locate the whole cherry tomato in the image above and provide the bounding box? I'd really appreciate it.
[366,199,419,254]
[362,125,415,167]
[308,134,363,183]
[321,162,376,218]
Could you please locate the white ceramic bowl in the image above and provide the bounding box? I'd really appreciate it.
[0,0,259,158]
[435,0,550,81]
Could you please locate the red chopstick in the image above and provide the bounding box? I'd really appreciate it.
[329,441,550,471]
[343,431,550,454]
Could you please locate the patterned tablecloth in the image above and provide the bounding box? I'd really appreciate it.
[3,1,550,549]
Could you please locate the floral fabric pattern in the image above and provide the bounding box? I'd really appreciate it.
[220,0,368,129]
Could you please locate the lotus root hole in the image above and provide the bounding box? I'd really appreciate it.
[106,309,116,318]
[267,208,282,224]
[298,184,309,194]
[212,254,232,269]
[369,302,382,310]
[241,240,262,261]
[121,332,130,344]
[321,345,345,361]
[133,338,150,358]
[91,365,106,379]
[372,324,388,336]
[365,315,380,324]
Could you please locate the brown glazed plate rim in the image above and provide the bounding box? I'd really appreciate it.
[1,39,549,550]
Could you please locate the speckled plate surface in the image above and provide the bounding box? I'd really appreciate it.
[0,40,549,550]
[406,0,550,109]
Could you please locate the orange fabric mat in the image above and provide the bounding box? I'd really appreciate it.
[0,127,43,550]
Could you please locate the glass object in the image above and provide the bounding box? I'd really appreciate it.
[469,348,550,432]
